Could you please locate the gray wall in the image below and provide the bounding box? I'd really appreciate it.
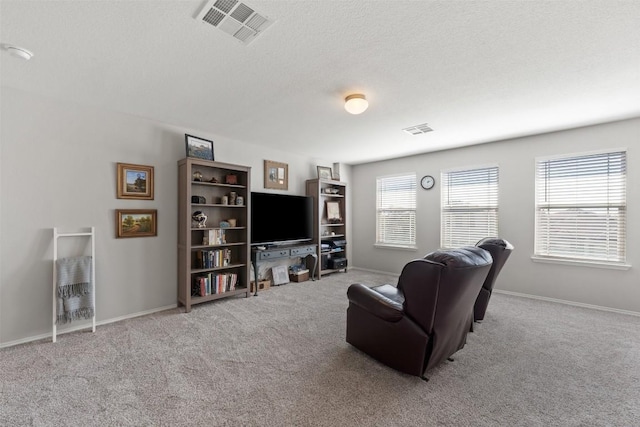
[0,87,348,346]
[351,118,640,313]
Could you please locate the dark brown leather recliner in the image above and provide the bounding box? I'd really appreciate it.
[346,247,492,378]
[473,238,514,322]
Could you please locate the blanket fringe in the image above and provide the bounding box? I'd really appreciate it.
[57,282,90,299]
[56,307,95,325]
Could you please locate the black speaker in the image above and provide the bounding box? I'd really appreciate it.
[329,258,347,270]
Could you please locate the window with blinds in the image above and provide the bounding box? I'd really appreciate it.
[441,166,498,248]
[535,150,626,263]
[376,173,416,247]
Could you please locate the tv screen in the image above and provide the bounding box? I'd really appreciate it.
[251,192,313,246]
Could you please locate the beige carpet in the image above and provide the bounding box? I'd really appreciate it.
[1,269,639,426]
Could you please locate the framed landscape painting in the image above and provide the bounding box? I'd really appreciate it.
[185,134,214,161]
[116,209,157,238]
[117,163,154,200]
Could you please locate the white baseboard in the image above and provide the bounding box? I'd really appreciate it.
[352,268,640,317]
[0,304,178,349]
[349,266,399,277]
[493,289,640,318]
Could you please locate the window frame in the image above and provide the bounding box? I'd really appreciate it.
[375,173,417,250]
[533,148,629,269]
[440,164,499,249]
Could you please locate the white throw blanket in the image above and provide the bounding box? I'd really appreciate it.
[56,256,94,324]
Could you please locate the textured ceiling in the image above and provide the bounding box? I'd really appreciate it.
[2,1,639,164]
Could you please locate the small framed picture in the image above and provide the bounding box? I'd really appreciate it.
[317,166,332,180]
[185,134,214,161]
[326,201,341,221]
[117,163,154,200]
[264,160,288,190]
[272,265,290,285]
[116,209,157,238]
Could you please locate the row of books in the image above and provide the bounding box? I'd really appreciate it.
[202,229,226,245]
[192,273,239,297]
[195,248,232,269]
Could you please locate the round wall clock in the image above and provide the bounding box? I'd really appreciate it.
[421,175,435,190]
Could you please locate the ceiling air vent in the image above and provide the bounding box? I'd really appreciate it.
[195,0,273,45]
[403,123,434,135]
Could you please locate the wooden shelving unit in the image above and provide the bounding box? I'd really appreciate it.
[306,178,347,278]
[178,158,251,312]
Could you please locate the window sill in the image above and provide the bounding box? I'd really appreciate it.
[531,256,631,270]
[374,243,418,251]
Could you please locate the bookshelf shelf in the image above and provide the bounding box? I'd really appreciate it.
[191,242,247,250]
[190,227,246,231]
[192,181,247,189]
[178,158,251,312]
[190,263,247,274]
[189,288,249,304]
[191,204,247,208]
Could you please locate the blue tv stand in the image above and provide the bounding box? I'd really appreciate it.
[251,243,318,296]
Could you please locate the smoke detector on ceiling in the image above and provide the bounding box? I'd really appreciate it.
[403,123,434,135]
[195,0,274,45]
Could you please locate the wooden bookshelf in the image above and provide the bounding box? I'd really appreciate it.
[306,179,348,278]
[178,158,251,312]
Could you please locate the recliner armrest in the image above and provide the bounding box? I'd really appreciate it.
[347,283,404,322]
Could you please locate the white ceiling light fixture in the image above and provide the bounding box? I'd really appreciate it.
[344,94,368,115]
[2,44,33,60]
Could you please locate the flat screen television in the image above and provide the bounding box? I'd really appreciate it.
[251,192,313,246]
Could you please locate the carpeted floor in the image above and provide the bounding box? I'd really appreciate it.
[1,269,640,426]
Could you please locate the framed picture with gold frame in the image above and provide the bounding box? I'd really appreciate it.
[116,209,157,238]
[117,163,154,200]
[264,160,288,190]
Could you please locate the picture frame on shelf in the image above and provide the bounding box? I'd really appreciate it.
[272,265,290,285]
[326,201,341,222]
[116,209,157,238]
[264,160,288,190]
[317,166,332,180]
[332,162,341,181]
[185,134,214,161]
[116,162,154,200]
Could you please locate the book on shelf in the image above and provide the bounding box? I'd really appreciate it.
[191,272,239,297]
[195,248,232,269]
[202,229,226,245]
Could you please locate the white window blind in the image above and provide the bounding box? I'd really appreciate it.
[535,150,626,263]
[376,174,416,247]
[441,166,498,248]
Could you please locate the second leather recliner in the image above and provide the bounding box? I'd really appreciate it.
[473,237,514,322]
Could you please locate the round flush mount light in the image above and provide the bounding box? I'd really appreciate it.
[3,45,34,61]
[344,94,368,115]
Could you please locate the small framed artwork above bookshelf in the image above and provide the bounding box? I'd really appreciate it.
[264,159,288,190]
[317,166,332,180]
[185,134,214,161]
